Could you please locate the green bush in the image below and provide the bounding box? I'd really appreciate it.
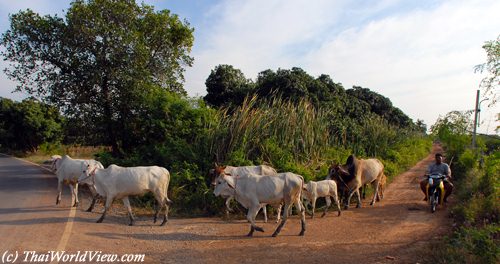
[458,149,477,170]
[0,98,64,152]
[449,225,499,264]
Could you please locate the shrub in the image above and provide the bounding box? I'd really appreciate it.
[0,98,64,152]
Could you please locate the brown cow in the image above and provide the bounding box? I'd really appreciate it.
[327,155,385,209]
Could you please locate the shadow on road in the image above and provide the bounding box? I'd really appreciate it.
[0,216,89,225]
[0,205,70,215]
[86,231,260,241]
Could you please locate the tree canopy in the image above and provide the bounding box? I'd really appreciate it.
[0,97,63,152]
[204,64,253,108]
[475,35,499,107]
[203,64,418,130]
[1,0,194,154]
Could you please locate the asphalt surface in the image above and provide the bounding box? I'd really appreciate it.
[0,155,74,254]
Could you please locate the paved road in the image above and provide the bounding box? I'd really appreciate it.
[0,155,74,255]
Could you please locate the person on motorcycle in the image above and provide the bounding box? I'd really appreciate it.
[419,153,454,203]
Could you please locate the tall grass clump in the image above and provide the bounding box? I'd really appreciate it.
[207,95,331,169]
[206,94,431,184]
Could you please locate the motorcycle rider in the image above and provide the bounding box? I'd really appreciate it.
[419,153,453,203]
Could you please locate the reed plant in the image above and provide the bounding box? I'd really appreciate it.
[207,95,331,167]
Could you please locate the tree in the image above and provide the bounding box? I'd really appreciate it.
[346,86,414,129]
[430,110,473,136]
[1,0,194,154]
[415,119,427,134]
[475,35,499,107]
[255,67,316,104]
[0,97,63,152]
[204,64,253,108]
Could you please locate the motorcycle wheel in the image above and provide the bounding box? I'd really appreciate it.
[431,192,438,213]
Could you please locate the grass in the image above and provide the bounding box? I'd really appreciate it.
[21,145,110,165]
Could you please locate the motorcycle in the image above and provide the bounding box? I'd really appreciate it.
[426,174,446,213]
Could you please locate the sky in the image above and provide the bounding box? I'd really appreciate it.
[0,0,499,134]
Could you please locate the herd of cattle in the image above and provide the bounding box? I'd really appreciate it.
[48,154,387,237]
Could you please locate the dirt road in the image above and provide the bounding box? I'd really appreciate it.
[0,146,451,263]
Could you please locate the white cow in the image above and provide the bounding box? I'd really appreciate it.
[211,165,282,223]
[54,155,104,208]
[49,155,62,171]
[302,180,341,218]
[213,167,306,237]
[79,164,172,226]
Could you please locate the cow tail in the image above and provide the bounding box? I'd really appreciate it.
[164,169,173,205]
[300,176,304,194]
[299,175,305,204]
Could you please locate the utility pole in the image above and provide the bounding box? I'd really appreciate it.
[472,90,480,149]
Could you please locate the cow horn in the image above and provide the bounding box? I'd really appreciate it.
[338,166,349,175]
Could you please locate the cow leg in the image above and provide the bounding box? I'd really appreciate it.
[303,199,313,216]
[344,190,353,209]
[247,225,256,237]
[86,186,98,212]
[225,197,234,212]
[72,183,79,207]
[272,202,292,237]
[376,181,383,201]
[299,201,306,236]
[261,204,268,223]
[332,193,342,216]
[225,197,233,212]
[355,188,362,208]
[153,193,170,226]
[322,196,331,217]
[152,199,159,223]
[160,197,170,226]
[311,196,317,219]
[97,197,113,223]
[342,189,349,209]
[69,184,76,207]
[87,197,97,212]
[224,197,233,219]
[345,188,361,209]
[247,205,264,237]
[56,180,62,205]
[275,203,282,223]
[370,180,380,206]
[122,197,135,226]
[337,186,344,207]
[294,197,306,236]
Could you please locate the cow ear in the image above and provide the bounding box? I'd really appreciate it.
[224,175,236,189]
